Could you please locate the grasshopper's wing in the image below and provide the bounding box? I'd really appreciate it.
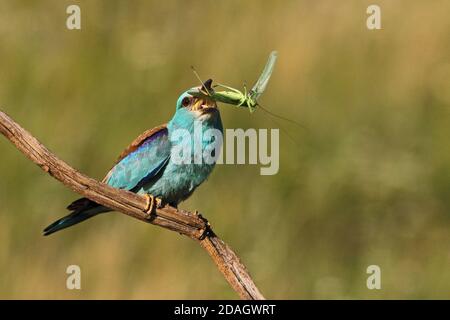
[250,51,278,101]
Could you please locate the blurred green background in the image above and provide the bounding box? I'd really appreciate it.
[1,0,450,299]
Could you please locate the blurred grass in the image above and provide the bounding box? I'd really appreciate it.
[1,0,450,299]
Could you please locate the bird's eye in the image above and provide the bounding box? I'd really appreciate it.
[181,97,191,107]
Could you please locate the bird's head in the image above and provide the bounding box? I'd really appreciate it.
[169,79,222,134]
[175,79,218,118]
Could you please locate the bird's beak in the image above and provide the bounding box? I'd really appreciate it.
[192,96,217,113]
[191,79,217,113]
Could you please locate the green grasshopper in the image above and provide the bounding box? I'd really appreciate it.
[190,51,278,113]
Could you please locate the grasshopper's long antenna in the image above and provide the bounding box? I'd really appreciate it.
[256,105,302,147]
[257,103,308,131]
[255,102,308,147]
[190,66,212,97]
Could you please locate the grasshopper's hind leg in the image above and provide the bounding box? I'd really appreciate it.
[215,83,242,94]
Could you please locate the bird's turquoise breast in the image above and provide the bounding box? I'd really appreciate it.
[142,161,216,205]
[138,110,223,206]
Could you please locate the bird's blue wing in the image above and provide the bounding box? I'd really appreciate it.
[103,125,171,191]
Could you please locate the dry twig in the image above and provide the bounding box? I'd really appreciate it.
[0,110,264,300]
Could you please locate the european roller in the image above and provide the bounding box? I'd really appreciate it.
[44,79,223,235]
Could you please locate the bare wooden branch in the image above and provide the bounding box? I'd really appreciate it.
[0,110,265,300]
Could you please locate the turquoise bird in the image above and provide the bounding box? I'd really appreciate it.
[44,80,222,235]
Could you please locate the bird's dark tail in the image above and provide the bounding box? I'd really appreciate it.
[43,198,110,236]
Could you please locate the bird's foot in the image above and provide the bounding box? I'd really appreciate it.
[143,194,162,219]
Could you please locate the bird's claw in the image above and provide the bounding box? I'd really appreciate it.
[144,194,161,219]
